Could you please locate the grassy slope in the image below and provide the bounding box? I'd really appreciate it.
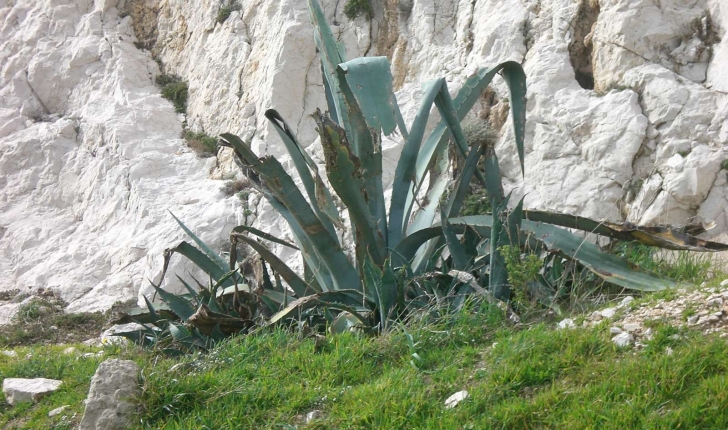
[2,295,728,429]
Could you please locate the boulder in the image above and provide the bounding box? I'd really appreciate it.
[79,359,141,430]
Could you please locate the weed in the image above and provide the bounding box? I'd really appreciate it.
[614,242,716,285]
[460,192,491,216]
[221,178,251,197]
[217,1,242,24]
[343,0,372,20]
[501,245,543,308]
[155,74,188,113]
[721,159,728,170]
[0,294,111,348]
[183,130,219,157]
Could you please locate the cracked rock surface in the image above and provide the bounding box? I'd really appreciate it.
[1,0,728,312]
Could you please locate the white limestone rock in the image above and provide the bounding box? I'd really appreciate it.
[3,378,63,405]
[611,331,634,348]
[79,359,141,430]
[1,0,728,313]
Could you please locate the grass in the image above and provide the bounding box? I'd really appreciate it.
[614,242,717,285]
[0,294,116,348]
[217,1,242,24]
[343,0,372,20]
[183,130,219,157]
[2,300,728,429]
[155,74,188,114]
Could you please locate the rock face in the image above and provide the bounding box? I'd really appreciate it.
[2,378,62,405]
[79,359,141,430]
[1,0,727,311]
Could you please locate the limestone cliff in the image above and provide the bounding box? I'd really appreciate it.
[1,0,726,311]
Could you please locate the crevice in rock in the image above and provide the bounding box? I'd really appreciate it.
[568,0,599,90]
[125,0,159,52]
[373,0,401,59]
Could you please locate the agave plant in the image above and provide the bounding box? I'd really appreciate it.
[117,0,728,347]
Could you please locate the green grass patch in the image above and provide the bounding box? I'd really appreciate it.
[343,0,372,20]
[217,1,242,24]
[183,130,219,157]
[155,74,188,114]
[2,299,728,429]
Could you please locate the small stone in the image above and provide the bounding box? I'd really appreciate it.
[712,311,723,318]
[707,315,720,323]
[48,405,70,417]
[557,318,576,330]
[618,296,635,308]
[305,410,324,423]
[3,378,63,405]
[610,326,623,335]
[665,347,674,356]
[612,332,633,348]
[590,311,603,321]
[687,315,699,325]
[63,347,76,355]
[1,350,18,358]
[601,308,617,319]
[643,328,653,340]
[623,322,641,332]
[444,390,469,409]
[708,298,723,307]
[719,279,728,287]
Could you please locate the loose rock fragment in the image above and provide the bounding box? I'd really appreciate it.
[3,378,63,405]
[444,390,469,409]
[612,332,633,348]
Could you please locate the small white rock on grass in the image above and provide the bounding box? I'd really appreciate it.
[48,405,70,417]
[444,390,469,409]
[557,318,576,330]
[612,332,634,348]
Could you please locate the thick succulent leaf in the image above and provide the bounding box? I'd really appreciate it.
[405,146,449,239]
[506,196,525,246]
[111,328,158,348]
[338,57,399,135]
[362,255,398,331]
[451,62,527,174]
[230,225,299,250]
[267,290,367,325]
[223,134,358,291]
[309,0,349,132]
[149,280,198,321]
[410,142,485,271]
[397,216,680,291]
[315,111,386,266]
[408,63,527,234]
[176,276,200,307]
[489,199,511,300]
[523,211,728,252]
[521,220,680,291]
[170,212,231,271]
[389,79,442,246]
[321,60,338,123]
[444,141,486,217]
[483,145,504,207]
[231,232,313,297]
[165,241,228,288]
[441,213,470,271]
[141,295,161,323]
[331,312,364,334]
[264,109,341,238]
[335,68,388,243]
